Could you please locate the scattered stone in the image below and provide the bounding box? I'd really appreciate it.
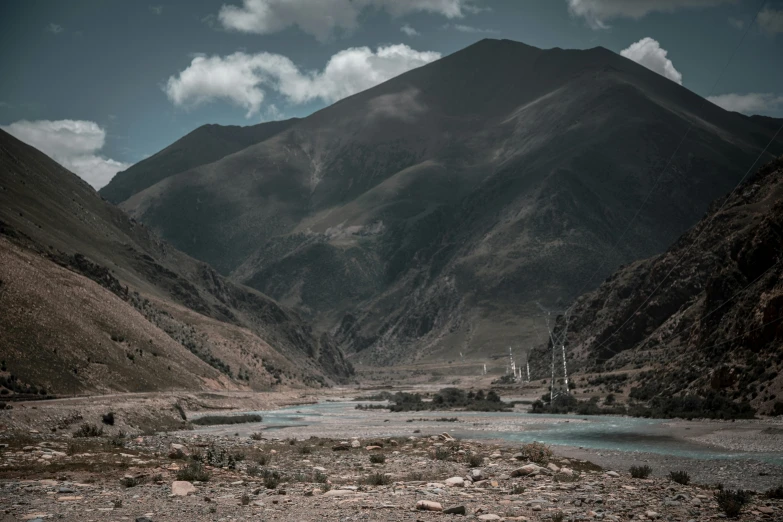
[445,476,464,487]
[416,500,443,511]
[443,505,467,515]
[511,464,540,477]
[171,481,196,496]
[478,514,502,520]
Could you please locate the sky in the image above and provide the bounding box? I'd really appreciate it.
[1,0,782,189]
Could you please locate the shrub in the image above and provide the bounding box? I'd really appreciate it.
[240,493,250,506]
[264,475,280,489]
[669,470,690,485]
[714,489,752,518]
[551,512,565,522]
[468,453,484,467]
[764,484,783,499]
[313,471,328,483]
[365,472,391,486]
[369,453,386,464]
[249,432,264,441]
[298,445,312,455]
[510,484,525,495]
[257,453,273,466]
[433,447,450,461]
[119,476,140,487]
[102,412,115,425]
[73,423,103,438]
[629,465,652,478]
[177,462,210,482]
[520,442,553,465]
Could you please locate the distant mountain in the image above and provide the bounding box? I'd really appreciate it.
[100,118,299,204]
[0,128,351,396]
[530,156,783,415]
[112,39,783,366]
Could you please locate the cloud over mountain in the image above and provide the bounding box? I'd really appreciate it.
[0,119,129,189]
[165,44,441,117]
[620,37,683,84]
[707,92,783,114]
[567,0,736,29]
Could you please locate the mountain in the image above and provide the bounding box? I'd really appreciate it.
[531,156,783,416]
[108,39,783,366]
[0,128,352,396]
[100,118,299,204]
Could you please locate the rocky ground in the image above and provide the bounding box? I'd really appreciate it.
[1,428,781,522]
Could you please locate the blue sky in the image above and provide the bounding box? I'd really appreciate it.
[1,0,782,188]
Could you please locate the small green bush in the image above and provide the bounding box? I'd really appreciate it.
[369,453,386,464]
[119,476,140,487]
[176,461,210,482]
[365,472,391,486]
[714,489,752,518]
[669,470,690,485]
[520,442,553,465]
[468,453,484,467]
[73,423,103,438]
[630,465,652,478]
[257,453,273,466]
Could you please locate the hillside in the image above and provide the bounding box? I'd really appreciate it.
[0,128,352,396]
[531,157,783,416]
[111,39,783,366]
[100,118,299,204]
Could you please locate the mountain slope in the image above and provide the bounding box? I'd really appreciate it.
[531,157,783,415]
[100,118,299,204]
[115,39,783,366]
[0,128,351,396]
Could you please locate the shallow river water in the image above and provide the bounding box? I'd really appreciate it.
[192,401,783,466]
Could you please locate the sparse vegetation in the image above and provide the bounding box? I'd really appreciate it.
[119,476,140,487]
[102,412,115,425]
[73,423,103,438]
[630,465,652,479]
[764,484,783,499]
[519,442,553,465]
[468,453,484,467]
[369,453,386,464]
[714,489,752,518]
[176,461,210,482]
[551,512,565,522]
[365,472,391,486]
[669,470,690,485]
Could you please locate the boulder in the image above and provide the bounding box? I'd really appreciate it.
[171,481,196,496]
[469,469,485,481]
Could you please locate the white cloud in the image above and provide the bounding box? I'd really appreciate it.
[567,0,736,29]
[261,104,285,122]
[217,0,476,41]
[620,37,682,85]
[165,44,441,117]
[46,23,63,34]
[707,93,783,114]
[401,24,419,36]
[150,5,164,15]
[450,23,498,33]
[758,7,783,35]
[0,120,130,190]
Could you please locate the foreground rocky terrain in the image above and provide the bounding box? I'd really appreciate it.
[1,428,781,522]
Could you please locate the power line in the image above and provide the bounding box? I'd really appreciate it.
[566,0,773,307]
[590,122,783,358]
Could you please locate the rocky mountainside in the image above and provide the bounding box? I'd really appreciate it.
[532,156,783,416]
[0,129,352,396]
[104,39,783,366]
[100,118,299,205]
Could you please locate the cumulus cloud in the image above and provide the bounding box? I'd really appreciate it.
[401,24,419,36]
[218,0,476,41]
[620,37,682,85]
[758,7,783,34]
[165,44,441,117]
[0,120,130,189]
[707,93,783,114]
[46,23,63,34]
[567,0,736,29]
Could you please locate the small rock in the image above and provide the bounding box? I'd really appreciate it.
[351,440,361,448]
[478,515,502,521]
[547,462,560,472]
[443,505,467,515]
[322,490,355,497]
[416,500,443,511]
[605,471,620,478]
[645,510,659,519]
[511,464,540,477]
[445,477,464,487]
[469,469,484,481]
[135,518,153,522]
